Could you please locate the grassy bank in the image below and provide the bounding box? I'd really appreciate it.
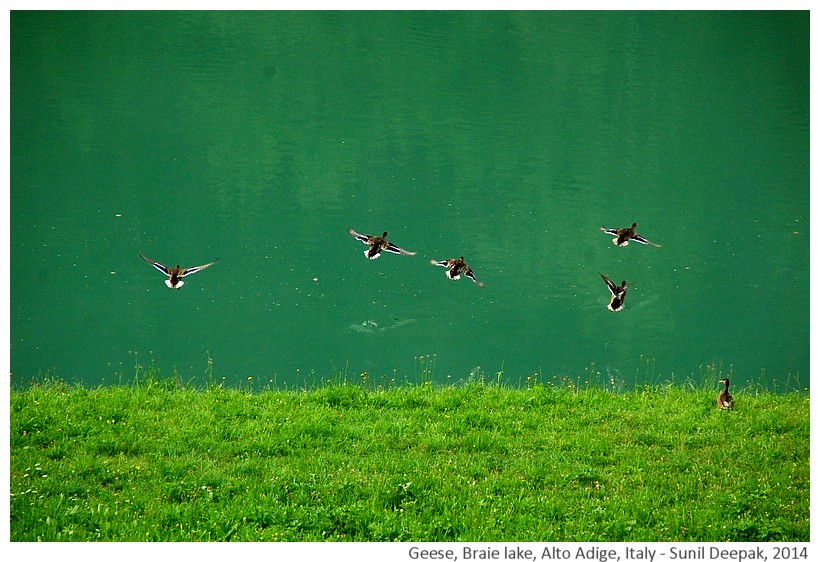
[10,378,809,542]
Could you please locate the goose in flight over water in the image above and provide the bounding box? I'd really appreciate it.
[430,256,485,287]
[600,223,660,247]
[348,228,416,259]
[600,273,628,311]
[139,253,219,289]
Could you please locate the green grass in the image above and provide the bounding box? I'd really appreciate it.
[10,376,809,542]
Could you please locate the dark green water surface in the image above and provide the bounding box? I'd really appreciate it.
[10,11,809,389]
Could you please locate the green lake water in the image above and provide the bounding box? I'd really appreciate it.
[10,11,809,390]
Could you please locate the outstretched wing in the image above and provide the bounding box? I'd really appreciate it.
[632,234,661,247]
[181,259,219,277]
[139,253,169,275]
[599,273,617,294]
[599,226,619,237]
[464,267,485,287]
[348,227,372,244]
[430,259,449,268]
[384,242,416,256]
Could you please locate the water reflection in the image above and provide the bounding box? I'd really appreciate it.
[348,318,416,334]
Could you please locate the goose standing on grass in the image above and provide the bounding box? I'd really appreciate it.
[718,378,734,409]
[600,223,661,247]
[430,256,485,287]
[348,228,416,259]
[139,253,219,289]
[600,273,628,312]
